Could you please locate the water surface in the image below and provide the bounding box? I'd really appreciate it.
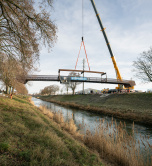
[32,97,152,156]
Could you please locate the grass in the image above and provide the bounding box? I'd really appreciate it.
[1,94,151,166]
[36,102,152,166]
[39,93,152,112]
[39,93,152,125]
[0,95,102,166]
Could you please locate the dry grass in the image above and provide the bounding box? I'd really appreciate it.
[39,105,79,136]
[39,94,152,125]
[83,119,152,166]
[39,105,152,166]
[0,96,102,166]
[46,100,152,125]
[29,96,35,106]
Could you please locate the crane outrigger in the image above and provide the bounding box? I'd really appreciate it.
[90,0,134,89]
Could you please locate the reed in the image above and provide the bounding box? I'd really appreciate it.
[63,117,77,134]
[83,118,152,166]
[29,97,35,106]
[39,105,78,135]
[39,105,54,119]
[38,105,152,166]
[40,94,152,126]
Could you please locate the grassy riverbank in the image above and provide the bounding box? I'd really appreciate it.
[0,95,102,166]
[39,93,152,125]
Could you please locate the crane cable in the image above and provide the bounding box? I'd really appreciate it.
[82,0,84,37]
[75,0,90,71]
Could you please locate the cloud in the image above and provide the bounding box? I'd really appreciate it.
[28,0,152,93]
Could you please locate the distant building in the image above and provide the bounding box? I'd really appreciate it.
[76,88,101,94]
[135,90,143,93]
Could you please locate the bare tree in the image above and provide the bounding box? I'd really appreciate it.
[52,85,59,95]
[0,0,57,60]
[68,72,81,95]
[40,84,59,95]
[15,82,28,95]
[0,57,26,93]
[0,0,57,93]
[133,47,152,83]
[64,84,70,95]
[40,87,48,95]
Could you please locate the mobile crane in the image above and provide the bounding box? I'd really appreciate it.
[90,0,134,89]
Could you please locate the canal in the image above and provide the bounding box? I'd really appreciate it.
[32,97,152,158]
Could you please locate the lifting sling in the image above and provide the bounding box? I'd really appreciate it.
[75,37,90,71]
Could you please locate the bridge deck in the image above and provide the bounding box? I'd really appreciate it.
[23,75,135,88]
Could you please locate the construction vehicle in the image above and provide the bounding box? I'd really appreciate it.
[102,88,109,94]
[90,0,134,89]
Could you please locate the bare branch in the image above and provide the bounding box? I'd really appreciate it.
[133,47,152,83]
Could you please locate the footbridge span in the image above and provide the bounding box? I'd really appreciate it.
[22,69,135,88]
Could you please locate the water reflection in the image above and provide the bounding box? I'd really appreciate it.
[32,97,152,155]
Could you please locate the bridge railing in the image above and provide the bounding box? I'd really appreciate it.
[24,75,135,87]
[60,76,135,85]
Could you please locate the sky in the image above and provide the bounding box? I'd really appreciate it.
[26,0,152,94]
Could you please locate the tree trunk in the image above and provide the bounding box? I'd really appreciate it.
[9,86,11,94]
[6,85,8,94]
[12,87,14,94]
[72,89,75,95]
